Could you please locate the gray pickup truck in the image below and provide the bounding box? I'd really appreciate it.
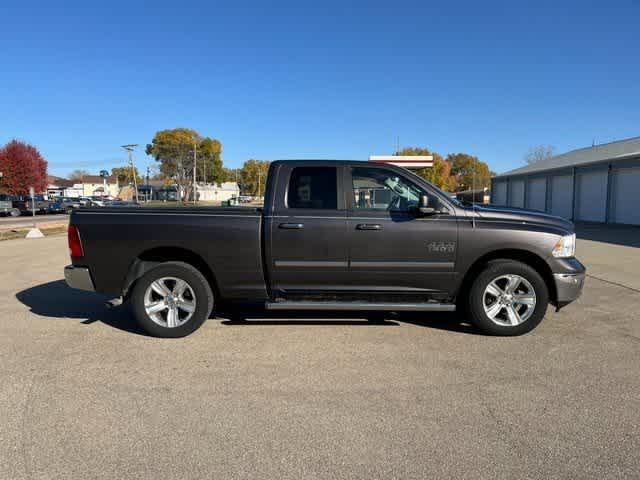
[0,194,20,217]
[65,160,585,338]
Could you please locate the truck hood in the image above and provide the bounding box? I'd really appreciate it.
[470,204,574,233]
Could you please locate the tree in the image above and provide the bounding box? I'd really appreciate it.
[0,139,48,195]
[240,160,270,196]
[221,167,241,184]
[447,153,492,191]
[395,147,457,191]
[525,145,555,165]
[198,137,223,185]
[69,169,90,182]
[145,128,224,201]
[111,166,142,185]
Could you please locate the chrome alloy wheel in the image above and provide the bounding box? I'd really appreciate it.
[143,277,197,328]
[483,274,536,326]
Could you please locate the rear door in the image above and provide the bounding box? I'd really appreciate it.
[345,165,458,295]
[267,163,349,294]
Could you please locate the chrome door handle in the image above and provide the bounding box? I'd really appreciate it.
[279,223,304,229]
[356,223,382,230]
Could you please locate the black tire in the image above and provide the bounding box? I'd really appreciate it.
[467,260,549,336]
[9,208,20,217]
[131,261,214,338]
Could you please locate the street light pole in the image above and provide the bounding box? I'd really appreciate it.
[121,144,139,203]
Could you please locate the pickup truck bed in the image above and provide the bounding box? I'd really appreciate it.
[72,207,268,299]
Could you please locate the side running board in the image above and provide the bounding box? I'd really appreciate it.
[265,301,456,312]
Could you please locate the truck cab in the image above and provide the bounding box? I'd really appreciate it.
[264,161,458,301]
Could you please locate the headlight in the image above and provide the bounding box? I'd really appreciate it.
[552,233,576,258]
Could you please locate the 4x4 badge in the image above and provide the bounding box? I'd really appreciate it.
[427,241,456,253]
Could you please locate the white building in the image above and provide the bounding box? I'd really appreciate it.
[196,182,240,202]
[72,175,120,197]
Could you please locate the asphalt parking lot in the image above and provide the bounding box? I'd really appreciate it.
[1,228,638,479]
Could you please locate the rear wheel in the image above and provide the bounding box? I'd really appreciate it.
[468,260,548,336]
[9,208,19,217]
[131,261,213,338]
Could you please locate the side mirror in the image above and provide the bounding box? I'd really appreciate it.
[418,195,436,215]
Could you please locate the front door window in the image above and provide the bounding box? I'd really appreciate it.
[351,167,441,212]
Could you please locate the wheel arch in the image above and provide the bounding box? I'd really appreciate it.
[457,249,557,305]
[123,246,220,300]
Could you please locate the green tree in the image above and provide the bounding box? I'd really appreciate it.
[395,147,457,191]
[198,137,223,184]
[447,153,492,191]
[145,128,224,201]
[240,160,270,196]
[221,167,241,184]
[111,166,142,185]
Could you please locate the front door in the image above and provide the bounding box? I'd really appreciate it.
[346,165,458,295]
[268,164,349,294]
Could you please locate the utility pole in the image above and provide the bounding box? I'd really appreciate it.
[146,166,150,202]
[257,170,262,199]
[203,156,207,185]
[99,170,109,198]
[193,142,197,204]
[121,144,139,203]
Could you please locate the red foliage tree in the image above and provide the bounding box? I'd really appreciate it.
[0,140,48,195]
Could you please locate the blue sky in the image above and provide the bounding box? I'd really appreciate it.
[1,0,639,177]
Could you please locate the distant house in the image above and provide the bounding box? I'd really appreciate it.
[72,175,119,197]
[137,180,178,201]
[136,181,240,202]
[197,182,240,202]
[47,175,75,197]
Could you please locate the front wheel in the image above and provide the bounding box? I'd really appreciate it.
[9,208,20,217]
[131,261,214,338]
[467,260,549,336]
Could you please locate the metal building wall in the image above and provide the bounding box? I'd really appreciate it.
[490,156,640,225]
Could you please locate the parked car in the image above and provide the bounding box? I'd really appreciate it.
[0,194,20,217]
[78,197,106,208]
[13,195,49,215]
[56,197,82,213]
[64,160,585,338]
[47,198,66,214]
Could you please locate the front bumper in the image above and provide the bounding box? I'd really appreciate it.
[64,265,95,291]
[553,271,585,307]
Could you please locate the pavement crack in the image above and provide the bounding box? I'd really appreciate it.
[585,274,640,294]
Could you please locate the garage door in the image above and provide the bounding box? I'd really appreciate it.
[526,178,546,211]
[550,175,573,219]
[509,180,525,208]
[493,181,507,205]
[611,167,640,225]
[576,171,607,222]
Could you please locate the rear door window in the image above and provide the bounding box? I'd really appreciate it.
[287,167,338,210]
